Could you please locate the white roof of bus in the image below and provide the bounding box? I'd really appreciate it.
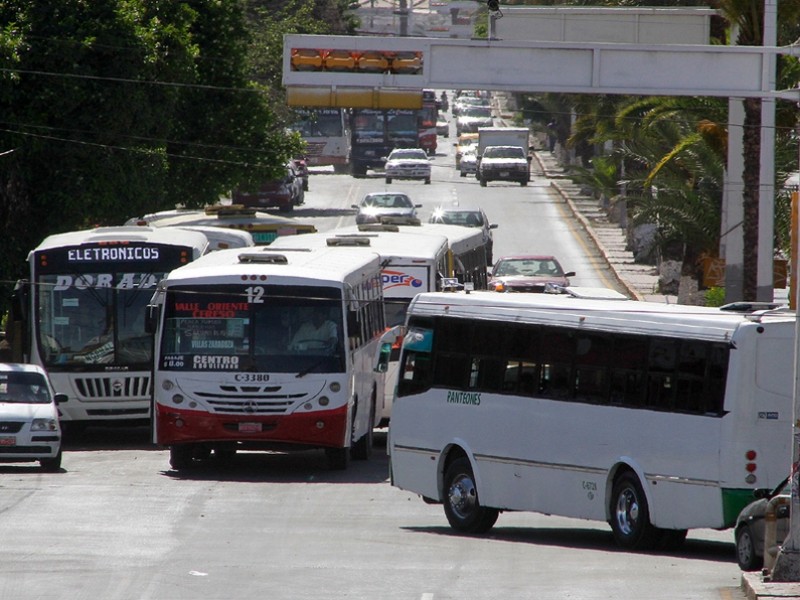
[161,245,382,288]
[399,223,485,254]
[171,226,254,251]
[124,207,309,229]
[408,290,795,343]
[271,227,449,262]
[32,225,209,255]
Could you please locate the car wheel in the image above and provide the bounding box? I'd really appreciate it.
[609,472,660,549]
[479,178,487,187]
[443,457,499,534]
[40,449,62,472]
[736,524,764,571]
[460,171,466,178]
[520,180,528,187]
[385,178,392,184]
[278,204,294,212]
[424,177,431,185]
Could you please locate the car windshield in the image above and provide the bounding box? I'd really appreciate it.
[390,149,426,160]
[433,210,484,227]
[461,107,492,118]
[0,372,52,405]
[495,258,562,277]
[484,147,525,159]
[363,194,412,208]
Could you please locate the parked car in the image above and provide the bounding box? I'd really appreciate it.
[735,478,790,571]
[459,147,478,177]
[352,192,421,225]
[489,255,575,293]
[293,157,310,191]
[232,162,304,212]
[436,117,450,138]
[383,148,431,184]
[0,363,66,471]
[429,202,497,264]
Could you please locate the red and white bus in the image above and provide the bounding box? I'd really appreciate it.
[149,244,392,470]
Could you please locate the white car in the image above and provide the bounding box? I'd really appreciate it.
[384,148,431,184]
[459,148,478,177]
[0,363,65,471]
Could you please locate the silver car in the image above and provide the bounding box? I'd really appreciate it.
[734,477,790,571]
[352,192,422,225]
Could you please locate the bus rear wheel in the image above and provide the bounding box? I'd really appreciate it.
[609,472,659,549]
[443,457,498,534]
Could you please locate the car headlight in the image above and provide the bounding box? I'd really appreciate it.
[31,418,58,432]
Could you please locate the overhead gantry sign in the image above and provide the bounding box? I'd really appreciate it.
[283,33,790,108]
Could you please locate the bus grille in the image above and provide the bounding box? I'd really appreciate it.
[204,395,306,415]
[304,142,325,157]
[74,376,150,400]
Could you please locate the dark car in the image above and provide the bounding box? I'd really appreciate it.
[352,192,421,225]
[735,477,790,571]
[232,162,304,212]
[489,255,575,293]
[429,203,497,264]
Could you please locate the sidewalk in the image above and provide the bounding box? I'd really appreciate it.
[531,150,675,303]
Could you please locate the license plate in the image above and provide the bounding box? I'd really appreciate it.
[238,422,262,433]
[500,171,509,177]
[0,436,16,446]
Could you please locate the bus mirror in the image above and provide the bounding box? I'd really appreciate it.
[54,393,68,405]
[375,342,392,373]
[144,304,160,335]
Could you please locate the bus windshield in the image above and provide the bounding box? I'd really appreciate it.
[37,271,161,368]
[294,110,344,137]
[159,285,346,374]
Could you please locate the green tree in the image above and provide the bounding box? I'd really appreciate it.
[0,0,300,314]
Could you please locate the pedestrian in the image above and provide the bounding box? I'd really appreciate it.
[546,119,557,153]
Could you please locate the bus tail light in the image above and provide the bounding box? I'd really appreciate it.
[745,449,757,483]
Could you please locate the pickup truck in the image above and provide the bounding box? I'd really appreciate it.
[477,145,531,187]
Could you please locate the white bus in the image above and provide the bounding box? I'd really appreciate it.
[389,290,795,549]
[410,223,489,291]
[292,108,351,173]
[7,226,209,426]
[272,226,451,426]
[149,245,391,470]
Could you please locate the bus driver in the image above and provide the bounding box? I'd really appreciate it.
[290,308,338,352]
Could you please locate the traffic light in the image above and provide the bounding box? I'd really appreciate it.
[487,0,499,11]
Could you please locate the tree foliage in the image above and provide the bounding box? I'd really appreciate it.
[0,0,306,313]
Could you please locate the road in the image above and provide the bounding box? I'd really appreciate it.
[0,128,749,600]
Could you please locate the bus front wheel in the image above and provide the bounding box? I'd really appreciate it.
[170,444,195,471]
[443,457,499,534]
[609,472,659,549]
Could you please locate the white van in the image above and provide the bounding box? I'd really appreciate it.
[0,363,65,471]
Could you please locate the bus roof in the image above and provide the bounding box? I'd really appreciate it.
[161,245,382,289]
[271,227,449,262]
[407,223,485,254]
[170,226,254,252]
[31,225,209,256]
[408,290,795,343]
[124,205,317,245]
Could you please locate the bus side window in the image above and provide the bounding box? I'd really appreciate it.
[397,351,432,397]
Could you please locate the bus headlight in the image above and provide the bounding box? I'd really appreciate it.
[329,382,341,393]
[162,380,175,391]
[319,396,330,406]
[172,394,184,405]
